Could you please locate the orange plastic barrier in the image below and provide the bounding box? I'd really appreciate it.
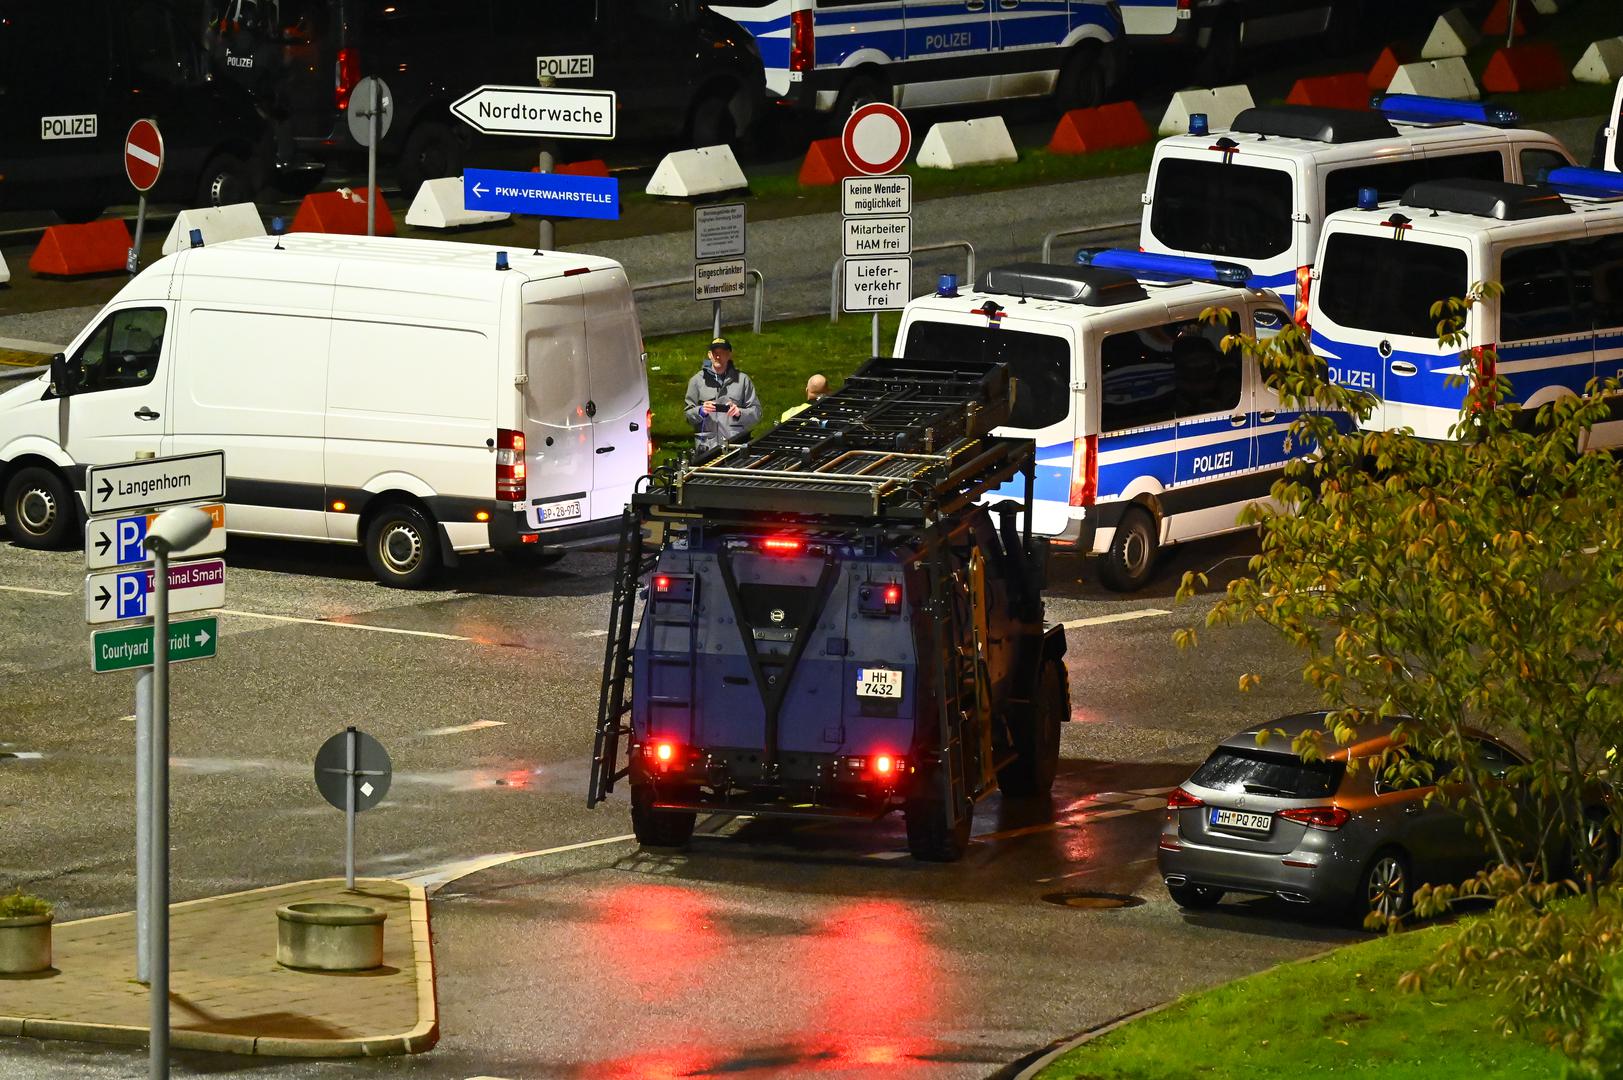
[797,137,859,186]
[1482,43,1569,93]
[1286,73,1371,111]
[557,159,609,177]
[1367,45,1412,91]
[29,219,133,277]
[289,188,395,236]
[1047,101,1152,155]
[1480,0,1532,38]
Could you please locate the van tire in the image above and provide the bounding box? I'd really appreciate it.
[364,502,441,588]
[4,466,75,549]
[1195,14,1242,85]
[197,153,253,208]
[689,91,742,149]
[905,793,973,862]
[630,783,697,848]
[997,658,1067,797]
[398,122,463,201]
[1054,41,1106,112]
[833,74,888,121]
[1098,507,1158,592]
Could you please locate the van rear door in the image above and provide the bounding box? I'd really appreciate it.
[1142,149,1303,299]
[580,269,650,522]
[520,276,596,530]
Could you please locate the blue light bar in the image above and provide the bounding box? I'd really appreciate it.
[1544,166,1623,199]
[1076,248,1252,286]
[1377,93,1519,127]
[1189,112,1209,137]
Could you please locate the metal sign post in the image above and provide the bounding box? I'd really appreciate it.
[537,74,556,252]
[347,77,395,237]
[314,729,392,889]
[123,120,165,275]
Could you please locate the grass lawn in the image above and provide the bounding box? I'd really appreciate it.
[645,312,901,462]
[1037,924,1566,1080]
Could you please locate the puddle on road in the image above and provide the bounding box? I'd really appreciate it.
[1040,890,1146,910]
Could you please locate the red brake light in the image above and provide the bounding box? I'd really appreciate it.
[496,428,527,503]
[883,584,901,605]
[1279,805,1351,830]
[1294,265,1312,329]
[762,537,803,555]
[655,575,671,592]
[655,742,674,762]
[1167,787,1204,810]
[335,47,360,112]
[789,9,815,73]
[1068,435,1098,508]
[646,408,655,471]
[874,755,894,775]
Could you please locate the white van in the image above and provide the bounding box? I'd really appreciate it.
[0,234,650,586]
[897,251,1325,591]
[1141,96,1574,320]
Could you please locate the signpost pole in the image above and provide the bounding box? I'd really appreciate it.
[537,75,556,251]
[148,546,170,1080]
[366,96,379,238]
[129,195,148,276]
[135,670,151,984]
[872,313,880,358]
[345,726,357,890]
[712,300,722,340]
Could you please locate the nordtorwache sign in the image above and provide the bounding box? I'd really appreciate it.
[450,85,616,140]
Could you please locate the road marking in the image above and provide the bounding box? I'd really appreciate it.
[426,720,507,737]
[977,821,1070,842]
[402,833,637,893]
[1061,608,1171,629]
[0,584,72,597]
[574,629,610,638]
[1037,856,1157,885]
[219,609,473,641]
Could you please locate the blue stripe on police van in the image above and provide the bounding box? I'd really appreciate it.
[1247,269,1297,288]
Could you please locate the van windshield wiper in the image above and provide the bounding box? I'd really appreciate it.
[1242,782,1297,797]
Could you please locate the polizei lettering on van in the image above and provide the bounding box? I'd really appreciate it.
[41,114,97,140]
[1327,366,1376,391]
[1191,451,1234,475]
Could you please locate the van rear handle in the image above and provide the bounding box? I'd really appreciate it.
[134,407,161,421]
[596,445,615,454]
[1389,361,1418,377]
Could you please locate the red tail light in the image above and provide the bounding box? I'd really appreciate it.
[762,537,804,555]
[874,755,894,775]
[1166,787,1204,810]
[1068,435,1098,508]
[883,584,901,605]
[1471,344,1497,411]
[1294,265,1312,329]
[790,10,815,73]
[496,428,527,503]
[655,575,671,592]
[646,408,655,471]
[335,48,361,112]
[1279,805,1351,830]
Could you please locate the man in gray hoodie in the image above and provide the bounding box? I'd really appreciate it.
[684,338,761,452]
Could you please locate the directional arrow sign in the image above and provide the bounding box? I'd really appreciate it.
[86,504,225,571]
[449,84,616,140]
[463,168,619,220]
[87,452,225,516]
[85,558,226,625]
[92,616,217,674]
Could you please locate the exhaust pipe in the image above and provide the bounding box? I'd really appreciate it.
[1277,891,1312,904]
[1163,875,1189,888]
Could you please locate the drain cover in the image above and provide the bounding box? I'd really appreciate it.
[1040,890,1145,910]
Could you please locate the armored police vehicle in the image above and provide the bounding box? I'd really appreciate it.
[897,252,1327,591]
[1141,96,1574,323]
[588,354,1068,862]
[1309,168,1623,447]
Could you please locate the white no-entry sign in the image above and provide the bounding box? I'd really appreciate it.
[842,103,912,176]
[124,119,164,193]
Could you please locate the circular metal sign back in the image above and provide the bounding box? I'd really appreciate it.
[313,728,393,812]
[347,76,395,147]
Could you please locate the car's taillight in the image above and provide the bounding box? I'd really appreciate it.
[1068,434,1098,507]
[1279,805,1351,830]
[762,536,803,555]
[1166,787,1204,810]
[496,428,526,503]
[1471,344,1497,410]
[335,47,360,111]
[789,9,815,73]
[646,408,655,471]
[1294,265,1312,329]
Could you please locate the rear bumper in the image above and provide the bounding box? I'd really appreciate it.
[1157,834,1358,905]
[489,508,621,552]
[631,744,918,814]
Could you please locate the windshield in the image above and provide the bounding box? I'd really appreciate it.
[1317,232,1468,339]
[1149,157,1295,261]
[1191,747,1344,799]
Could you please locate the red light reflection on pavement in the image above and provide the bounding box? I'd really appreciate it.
[592,884,722,1002]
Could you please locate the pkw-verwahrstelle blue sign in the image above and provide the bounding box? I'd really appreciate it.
[463,169,620,221]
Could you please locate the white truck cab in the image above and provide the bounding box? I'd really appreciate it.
[0,234,649,586]
[896,251,1320,591]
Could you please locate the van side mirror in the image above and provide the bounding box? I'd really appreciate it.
[49,353,70,398]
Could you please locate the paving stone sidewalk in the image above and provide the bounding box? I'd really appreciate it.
[0,878,436,1057]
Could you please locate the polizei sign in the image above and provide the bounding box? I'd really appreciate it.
[450,85,617,140]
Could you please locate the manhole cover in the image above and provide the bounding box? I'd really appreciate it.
[1040,890,1145,910]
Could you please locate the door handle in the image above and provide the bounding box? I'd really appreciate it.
[134,407,161,421]
[999,0,1019,7]
[595,445,616,454]
[1389,361,1418,377]
[1229,414,1246,427]
[966,0,985,10]
[1259,410,1277,424]
[584,400,597,418]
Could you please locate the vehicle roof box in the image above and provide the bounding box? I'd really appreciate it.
[1230,105,1398,144]
[1399,178,1571,220]
[976,263,1147,306]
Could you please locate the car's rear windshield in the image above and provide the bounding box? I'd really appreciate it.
[1149,158,1295,261]
[1190,747,1344,799]
[901,322,1070,430]
[1317,233,1468,339]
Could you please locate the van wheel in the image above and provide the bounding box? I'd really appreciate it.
[197,153,253,208]
[997,658,1068,798]
[1195,15,1242,85]
[4,467,76,549]
[833,74,888,121]
[631,783,697,848]
[1054,41,1106,112]
[398,122,463,201]
[905,793,973,862]
[1098,507,1158,592]
[689,91,741,149]
[364,503,441,588]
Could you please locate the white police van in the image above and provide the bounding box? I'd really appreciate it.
[707,0,1123,117]
[1601,78,1622,172]
[897,250,1324,591]
[1309,168,1623,446]
[1141,96,1574,322]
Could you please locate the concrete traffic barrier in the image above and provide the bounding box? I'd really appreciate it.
[1047,102,1152,154]
[404,178,511,230]
[1387,57,1480,100]
[1573,38,1623,84]
[1530,0,1566,12]
[1483,43,1570,93]
[290,187,395,236]
[798,137,859,186]
[1158,85,1255,136]
[1368,45,1414,91]
[160,203,266,255]
[1421,8,1480,60]
[646,145,748,198]
[1285,73,1370,110]
[29,219,133,277]
[1480,0,1532,38]
[917,116,1019,168]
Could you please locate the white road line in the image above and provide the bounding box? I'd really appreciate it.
[0,584,72,597]
[1037,856,1157,885]
[401,833,637,893]
[425,720,507,737]
[573,629,610,638]
[1061,608,1171,629]
[218,609,473,641]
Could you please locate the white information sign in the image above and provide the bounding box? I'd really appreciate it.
[87,452,226,516]
[843,215,911,257]
[843,257,912,313]
[449,85,617,140]
[695,203,746,261]
[86,504,225,571]
[842,176,912,217]
[695,258,747,302]
[85,558,227,626]
[537,54,594,79]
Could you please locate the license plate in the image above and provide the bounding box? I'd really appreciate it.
[537,499,581,523]
[856,667,903,699]
[1210,808,1272,833]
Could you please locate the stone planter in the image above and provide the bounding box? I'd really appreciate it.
[276,902,385,972]
[0,914,52,975]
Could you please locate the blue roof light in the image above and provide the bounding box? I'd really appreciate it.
[1356,186,1380,211]
[1077,248,1253,287]
[1188,112,1209,137]
[1545,166,1623,199]
[496,250,510,271]
[938,273,959,297]
[1377,93,1519,127]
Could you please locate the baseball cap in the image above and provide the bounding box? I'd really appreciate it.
[709,337,732,351]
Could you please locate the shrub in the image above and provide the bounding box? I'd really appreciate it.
[0,890,53,919]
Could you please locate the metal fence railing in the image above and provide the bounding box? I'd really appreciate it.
[1039,220,1140,264]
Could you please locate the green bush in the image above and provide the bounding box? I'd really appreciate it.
[0,890,53,919]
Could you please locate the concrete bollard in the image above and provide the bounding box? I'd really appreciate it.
[276,902,385,972]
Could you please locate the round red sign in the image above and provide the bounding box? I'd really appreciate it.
[124,119,165,193]
[841,103,912,176]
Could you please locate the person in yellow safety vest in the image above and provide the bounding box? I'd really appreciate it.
[780,373,828,423]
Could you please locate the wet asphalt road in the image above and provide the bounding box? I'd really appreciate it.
[0,529,1364,1079]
